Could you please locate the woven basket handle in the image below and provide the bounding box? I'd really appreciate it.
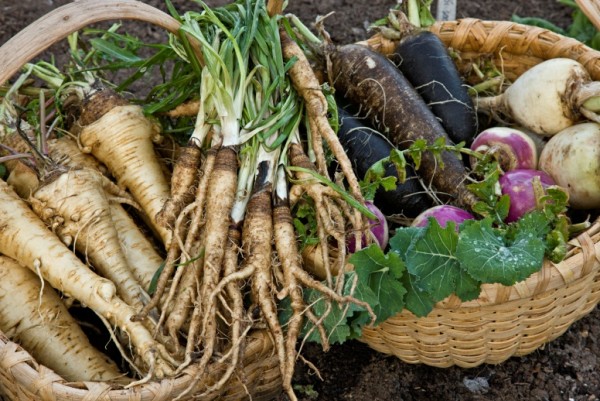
[576,0,600,31]
[0,0,182,85]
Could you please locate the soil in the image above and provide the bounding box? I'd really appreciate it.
[1,1,598,401]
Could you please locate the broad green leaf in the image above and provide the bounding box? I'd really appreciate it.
[389,226,424,259]
[349,244,407,324]
[301,272,378,344]
[506,210,551,243]
[456,218,545,286]
[404,220,461,302]
[455,269,482,302]
[401,272,435,317]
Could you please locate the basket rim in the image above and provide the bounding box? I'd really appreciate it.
[0,329,279,400]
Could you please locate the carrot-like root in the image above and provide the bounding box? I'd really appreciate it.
[156,143,202,229]
[109,203,164,292]
[280,29,367,239]
[0,254,127,383]
[78,90,172,248]
[0,178,175,378]
[162,147,217,345]
[288,143,349,287]
[30,167,148,310]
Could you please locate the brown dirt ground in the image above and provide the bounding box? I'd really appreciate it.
[1,1,598,401]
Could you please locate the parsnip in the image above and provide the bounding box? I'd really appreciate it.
[78,97,171,247]
[30,168,147,309]
[0,254,125,383]
[0,178,174,377]
[109,204,164,290]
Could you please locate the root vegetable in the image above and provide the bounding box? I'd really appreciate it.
[329,43,474,208]
[470,127,538,171]
[0,178,174,377]
[156,143,202,229]
[109,203,164,290]
[0,254,125,383]
[280,29,366,234]
[30,167,147,309]
[347,201,389,253]
[78,94,171,247]
[337,107,432,217]
[391,30,477,144]
[539,122,600,209]
[48,136,109,175]
[411,204,475,230]
[499,169,555,222]
[476,58,600,136]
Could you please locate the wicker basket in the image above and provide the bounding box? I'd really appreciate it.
[0,329,281,401]
[358,18,600,368]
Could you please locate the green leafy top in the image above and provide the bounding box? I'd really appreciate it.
[288,177,571,346]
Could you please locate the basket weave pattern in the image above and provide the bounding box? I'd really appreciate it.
[0,330,281,401]
[360,18,600,368]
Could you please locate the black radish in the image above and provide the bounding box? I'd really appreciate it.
[330,43,475,208]
[390,30,477,144]
[336,107,433,217]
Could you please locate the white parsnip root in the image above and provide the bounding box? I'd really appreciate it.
[0,179,175,378]
[0,254,126,383]
[79,100,172,247]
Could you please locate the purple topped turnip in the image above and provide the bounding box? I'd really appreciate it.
[499,169,555,222]
[476,58,600,136]
[347,201,389,253]
[470,127,538,171]
[539,122,600,209]
[411,205,475,231]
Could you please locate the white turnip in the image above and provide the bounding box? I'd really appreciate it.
[538,122,600,209]
[476,58,600,136]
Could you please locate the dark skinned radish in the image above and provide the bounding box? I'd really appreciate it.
[390,30,477,144]
[470,127,538,171]
[330,44,475,208]
[337,107,432,217]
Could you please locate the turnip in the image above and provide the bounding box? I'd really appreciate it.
[347,201,389,253]
[470,127,538,171]
[499,169,555,222]
[476,58,600,136]
[411,205,475,230]
[538,122,600,209]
